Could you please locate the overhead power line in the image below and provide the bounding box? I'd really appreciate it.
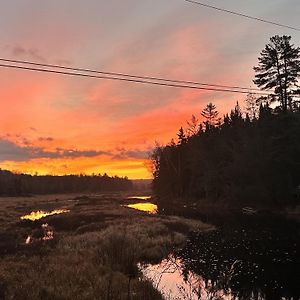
[183,0,300,32]
[0,63,271,95]
[0,57,265,93]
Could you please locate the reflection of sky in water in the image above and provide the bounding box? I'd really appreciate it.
[127,196,151,200]
[141,255,247,300]
[178,222,298,299]
[127,202,158,214]
[21,209,70,221]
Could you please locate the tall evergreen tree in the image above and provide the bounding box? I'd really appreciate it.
[254,35,300,111]
[152,35,300,208]
[201,102,220,129]
[177,127,187,145]
[230,102,243,125]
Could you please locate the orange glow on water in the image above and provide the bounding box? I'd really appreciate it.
[20,209,70,221]
[127,202,158,214]
[141,255,236,300]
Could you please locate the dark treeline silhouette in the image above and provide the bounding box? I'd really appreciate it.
[0,170,133,196]
[152,35,300,208]
[152,103,300,207]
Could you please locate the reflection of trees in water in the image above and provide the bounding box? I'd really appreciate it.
[178,261,235,300]
[179,259,264,300]
[142,255,239,300]
[174,257,249,300]
[176,225,299,300]
[141,214,299,300]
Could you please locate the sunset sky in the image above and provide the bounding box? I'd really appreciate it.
[0,0,299,178]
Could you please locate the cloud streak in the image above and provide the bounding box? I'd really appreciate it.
[0,138,108,162]
[0,138,153,162]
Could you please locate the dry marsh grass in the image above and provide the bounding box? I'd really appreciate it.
[0,194,212,299]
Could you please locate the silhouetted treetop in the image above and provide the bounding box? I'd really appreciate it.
[201,102,221,130]
[177,127,187,145]
[152,100,300,207]
[254,35,300,112]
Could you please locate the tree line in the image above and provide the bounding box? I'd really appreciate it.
[151,35,300,208]
[0,170,133,196]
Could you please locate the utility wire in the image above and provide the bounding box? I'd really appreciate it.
[183,0,300,32]
[0,63,271,95]
[0,57,263,92]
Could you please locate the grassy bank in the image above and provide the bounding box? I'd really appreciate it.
[0,194,212,300]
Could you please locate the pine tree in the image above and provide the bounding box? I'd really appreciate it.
[254,35,300,112]
[230,102,243,124]
[177,127,187,145]
[201,103,220,130]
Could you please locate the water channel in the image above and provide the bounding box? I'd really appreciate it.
[134,203,299,300]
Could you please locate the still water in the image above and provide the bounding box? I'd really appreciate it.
[143,210,299,300]
[127,202,158,214]
[141,255,238,300]
[20,209,70,221]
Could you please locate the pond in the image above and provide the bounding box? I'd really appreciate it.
[141,255,238,300]
[126,202,158,214]
[143,210,299,300]
[20,209,70,221]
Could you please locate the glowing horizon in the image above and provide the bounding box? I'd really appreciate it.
[0,0,298,179]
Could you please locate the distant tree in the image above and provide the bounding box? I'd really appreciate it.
[245,93,259,120]
[201,103,220,129]
[254,35,300,112]
[150,143,163,181]
[222,113,230,128]
[177,127,187,145]
[169,138,176,147]
[259,103,272,120]
[186,115,200,137]
[0,170,133,195]
[243,113,251,125]
[230,102,243,125]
